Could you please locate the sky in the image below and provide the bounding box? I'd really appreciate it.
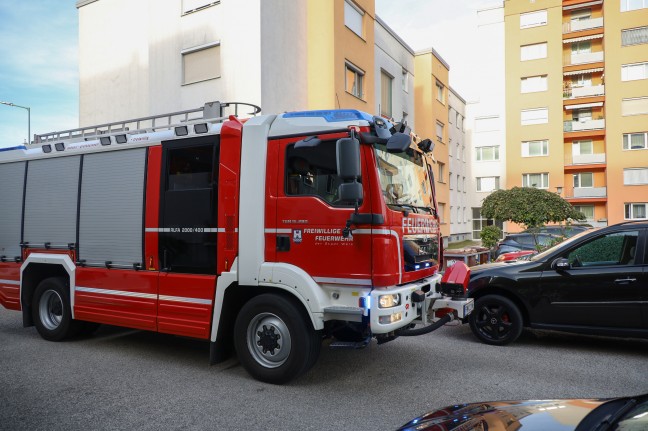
[0,0,492,148]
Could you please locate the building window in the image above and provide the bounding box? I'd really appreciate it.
[622,26,648,46]
[436,121,444,142]
[521,108,548,125]
[574,205,595,220]
[437,162,445,183]
[624,132,648,150]
[462,177,466,193]
[573,140,593,155]
[571,40,591,54]
[182,0,219,14]
[624,168,648,185]
[521,75,548,93]
[522,173,549,189]
[436,81,445,103]
[380,70,393,118]
[182,43,221,85]
[625,203,648,219]
[520,10,547,28]
[344,0,364,38]
[472,208,503,240]
[522,140,548,157]
[572,73,592,87]
[573,172,594,188]
[475,146,500,161]
[475,116,499,132]
[401,69,409,92]
[520,42,547,61]
[622,62,648,81]
[448,108,454,124]
[456,174,461,192]
[621,0,648,11]
[438,203,446,224]
[345,62,364,99]
[476,176,500,192]
[622,97,648,116]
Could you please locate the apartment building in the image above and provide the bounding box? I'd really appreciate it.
[505,0,648,227]
[467,3,507,240]
[374,16,416,129]
[76,0,376,125]
[448,88,470,243]
[414,48,452,243]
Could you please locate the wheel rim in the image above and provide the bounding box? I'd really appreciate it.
[246,312,292,368]
[39,289,63,331]
[474,303,514,342]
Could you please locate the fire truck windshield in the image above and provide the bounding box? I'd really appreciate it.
[374,144,434,214]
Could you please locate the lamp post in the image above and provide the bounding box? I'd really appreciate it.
[0,101,31,145]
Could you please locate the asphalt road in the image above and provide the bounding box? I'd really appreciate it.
[1,309,647,430]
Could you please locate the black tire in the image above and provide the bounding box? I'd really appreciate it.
[469,294,523,346]
[234,294,321,384]
[32,277,81,341]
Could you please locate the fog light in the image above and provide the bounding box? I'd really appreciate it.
[378,294,400,308]
[379,312,402,324]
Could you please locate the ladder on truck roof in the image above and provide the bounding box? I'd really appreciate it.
[33,101,261,145]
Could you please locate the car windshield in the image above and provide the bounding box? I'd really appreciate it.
[530,228,600,261]
[374,143,434,213]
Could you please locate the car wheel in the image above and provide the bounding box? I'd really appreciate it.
[469,294,523,346]
[32,277,81,341]
[234,294,321,384]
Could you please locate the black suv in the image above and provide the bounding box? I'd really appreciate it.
[466,221,648,345]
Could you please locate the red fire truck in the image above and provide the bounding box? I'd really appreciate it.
[0,101,473,384]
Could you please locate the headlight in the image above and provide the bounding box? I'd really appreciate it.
[378,294,400,308]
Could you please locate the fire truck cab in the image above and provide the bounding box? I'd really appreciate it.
[0,102,472,384]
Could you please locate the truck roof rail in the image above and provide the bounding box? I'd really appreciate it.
[33,101,261,145]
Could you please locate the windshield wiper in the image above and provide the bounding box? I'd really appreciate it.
[593,399,637,431]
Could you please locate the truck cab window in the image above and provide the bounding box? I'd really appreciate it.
[285,140,361,206]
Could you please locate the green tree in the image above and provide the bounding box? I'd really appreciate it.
[481,187,585,229]
[481,187,586,251]
[480,225,501,250]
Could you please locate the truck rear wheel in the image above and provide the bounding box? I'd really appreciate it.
[32,277,80,341]
[234,294,320,384]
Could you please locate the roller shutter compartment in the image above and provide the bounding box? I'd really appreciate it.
[0,161,26,259]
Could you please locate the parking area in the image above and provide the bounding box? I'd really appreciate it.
[1,310,646,430]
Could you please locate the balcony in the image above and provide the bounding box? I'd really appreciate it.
[563,17,604,33]
[564,84,604,99]
[565,51,604,66]
[573,186,607,198]
[564,119,605,132]
[565,153,606,165]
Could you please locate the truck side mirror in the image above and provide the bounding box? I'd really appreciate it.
[338,182,363,203]
[386,132,411,153]
[336,136,361,180]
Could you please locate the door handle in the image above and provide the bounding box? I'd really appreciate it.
[614,278,636,284]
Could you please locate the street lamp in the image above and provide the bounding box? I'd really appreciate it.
[0,101,31,145]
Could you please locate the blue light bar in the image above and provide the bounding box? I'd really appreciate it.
[283,109,374,123]
[0,145,27,152]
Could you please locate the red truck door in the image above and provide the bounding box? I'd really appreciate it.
[272,134,373,284]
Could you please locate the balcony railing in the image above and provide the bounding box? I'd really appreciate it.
[565,153,606,165]
[564,84,605,99]
[572,186,607,198]
[564,119,605,132]
[563,17,604,33]
[565,51,604,65]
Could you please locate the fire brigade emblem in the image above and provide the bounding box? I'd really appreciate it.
[293,229,302,244]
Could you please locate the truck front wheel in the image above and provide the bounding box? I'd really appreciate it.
[234,294,321,384]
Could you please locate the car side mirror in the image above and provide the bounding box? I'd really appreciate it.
[553,258,570,271]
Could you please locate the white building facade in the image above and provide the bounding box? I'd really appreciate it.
[465,3,506,240]
[448,88,470,243]
[77,0,308,126]
[374,17,415,129]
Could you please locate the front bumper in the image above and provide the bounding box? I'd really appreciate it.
[369,274,474,335]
